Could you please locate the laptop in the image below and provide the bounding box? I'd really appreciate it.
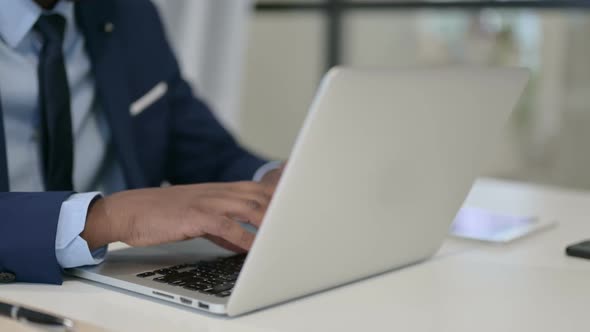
[67,67,529,316]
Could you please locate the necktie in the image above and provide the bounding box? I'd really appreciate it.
[35,14,74,191]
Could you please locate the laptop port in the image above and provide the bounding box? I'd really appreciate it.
[198,302,209,310]
[180,297,192,305]
[152,291,173,299]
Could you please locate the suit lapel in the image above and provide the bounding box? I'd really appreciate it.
[75,1,146,189]
[0,100,9,191]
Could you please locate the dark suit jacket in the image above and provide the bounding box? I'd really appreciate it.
[0,0,266,284]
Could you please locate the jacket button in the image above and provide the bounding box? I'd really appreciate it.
[0,272,16,283]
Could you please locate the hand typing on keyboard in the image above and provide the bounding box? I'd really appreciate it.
[80,178,281,253]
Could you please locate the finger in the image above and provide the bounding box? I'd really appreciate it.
[204,196,267,227]
[202,217,255,251]
[204,234,248,253]
[188,181,276,198]
[230,181,276,199]
[219,190,271,212]
[195,182,274,206]
[260,166,285,186]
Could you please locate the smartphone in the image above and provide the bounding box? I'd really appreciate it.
[450,207,557,243]
[566,240,590,260]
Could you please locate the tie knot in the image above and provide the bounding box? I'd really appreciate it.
[34,14,66,44]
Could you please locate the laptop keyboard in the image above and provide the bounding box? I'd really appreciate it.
[135,254,246,298]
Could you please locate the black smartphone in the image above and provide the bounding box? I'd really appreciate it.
[565,240,590,260]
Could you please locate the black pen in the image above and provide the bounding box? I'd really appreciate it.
[0,301,75,329]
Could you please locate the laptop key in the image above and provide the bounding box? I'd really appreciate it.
[168,264,188,270]
[154,268,176,275]
[166,272,193,281]
[215,291,232,297]
[190,277,208,284]
[136,272,156,278]
[210,283,234,294]
[186,281,209,288]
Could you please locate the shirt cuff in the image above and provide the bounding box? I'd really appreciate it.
[253,161,283,182]
[55,192,107,268]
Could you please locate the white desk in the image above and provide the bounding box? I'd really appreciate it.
[2,178,590,331]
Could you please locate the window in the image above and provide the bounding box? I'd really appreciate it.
[242,1,590,189]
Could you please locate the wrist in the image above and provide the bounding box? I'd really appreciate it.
[81,196,118,251]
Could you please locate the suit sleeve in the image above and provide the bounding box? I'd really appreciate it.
[0,191,72,284]
[133,1,268,184]
[165,75,268,184]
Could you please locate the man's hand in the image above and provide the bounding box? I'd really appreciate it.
[81,182,276,253]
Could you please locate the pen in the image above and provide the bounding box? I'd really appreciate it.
[0,301,75,330]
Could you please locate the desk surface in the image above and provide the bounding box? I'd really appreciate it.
[2,178,590,331]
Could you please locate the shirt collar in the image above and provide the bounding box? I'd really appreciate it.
[0,0,74,49]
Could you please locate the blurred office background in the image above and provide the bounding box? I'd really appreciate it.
[154,0,590,190]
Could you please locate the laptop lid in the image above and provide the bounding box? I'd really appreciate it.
[227,67,529,316]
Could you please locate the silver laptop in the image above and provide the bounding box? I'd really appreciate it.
[68,67,529,316]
